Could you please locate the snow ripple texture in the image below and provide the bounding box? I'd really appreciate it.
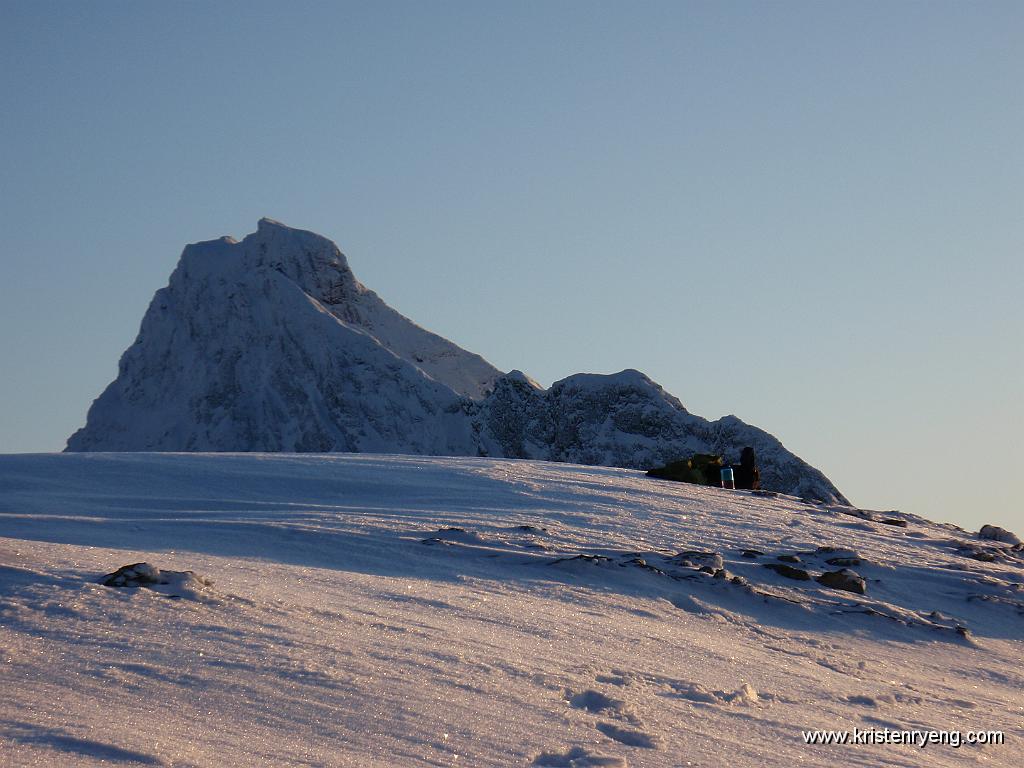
[1,453,1020,767]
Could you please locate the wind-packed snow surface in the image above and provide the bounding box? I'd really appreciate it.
[1,453,1020,767]
[65,219,845,504]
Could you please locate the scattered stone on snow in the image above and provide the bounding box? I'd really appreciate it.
[622,557,667,576]
[816,569,867,595]
[669,551,723,571]
[549,554,613,567]
[763,563,812,581]
[805,545,863,567]
[777,554,801,563]
[741,549,764,558]
[421,527,488,545]
[100,562,163,587]
[979,525,1021,545]
[841,508,875,521]
[99,563,214,600]
[825,556,862,567]
[957,544,998,563]
[515,524,549,534]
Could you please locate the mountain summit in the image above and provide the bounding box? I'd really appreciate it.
[67,219,847,503]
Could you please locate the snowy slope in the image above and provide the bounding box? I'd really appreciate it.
[66,219,843,502]
[1,453,1020,767]
[243,219,502,399]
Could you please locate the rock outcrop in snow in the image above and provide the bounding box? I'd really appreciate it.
[477,369,844,503]
[67,219,847,503]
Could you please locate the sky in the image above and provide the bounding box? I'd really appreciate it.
[1,0,1020,531]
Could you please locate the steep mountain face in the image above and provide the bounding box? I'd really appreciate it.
[65,220,490,454]
[476,370,846,504]
[67,219,847,503]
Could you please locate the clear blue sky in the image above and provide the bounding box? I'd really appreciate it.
[1,1,1020,531]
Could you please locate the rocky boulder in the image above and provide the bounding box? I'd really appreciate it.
[816,568,867,595]
[979,525,1021,545]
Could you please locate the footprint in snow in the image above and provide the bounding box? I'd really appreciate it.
[567,690,636,721]
[667,681,761,707]
[532,746,627,767]
[595,672,633,687]
[595,722,662,749]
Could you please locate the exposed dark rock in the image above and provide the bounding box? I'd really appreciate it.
[623,557,667,576]
[979,525,1021,545]
[842,508,874,520]
[826,557,862,567]
[98,562,213,599]
[549,554,613,566]
[671,551,724,571]
[647,454,723,486]
[100,562,163,588]
[880,518,908,528]
[741,549,764,558]
[816,569,867,595]
[958,545,997,563]
[777,554,801,564]
[763,563,812,581]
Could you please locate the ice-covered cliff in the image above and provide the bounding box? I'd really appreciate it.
[67,219,846,503]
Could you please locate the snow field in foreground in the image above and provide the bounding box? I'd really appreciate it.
[0,453,1021,766]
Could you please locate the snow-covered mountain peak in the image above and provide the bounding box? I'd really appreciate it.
[243,218,356,289]
[67,220,844,502]
[256,216,291,232]
[555,368,658,391]
[552,369,689,412]
[499,369,545,390]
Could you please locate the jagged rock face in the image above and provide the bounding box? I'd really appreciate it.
[476,370,847,504]
[67,219,847,504]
